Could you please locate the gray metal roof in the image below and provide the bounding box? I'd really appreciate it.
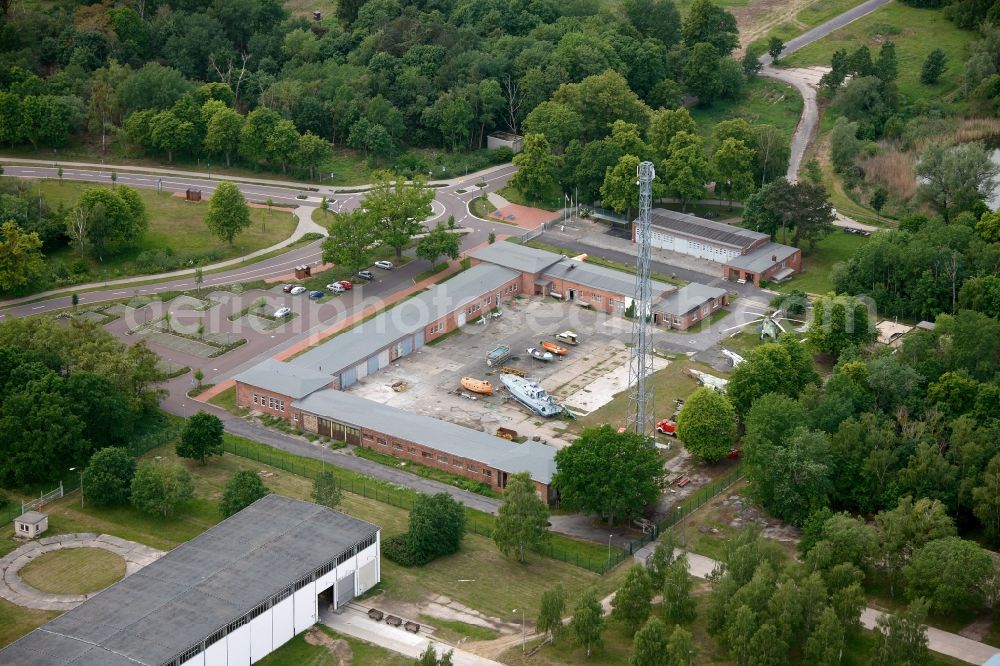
[17,511,46,524]
[0,496,378,666]
[469,242,563,274]
[232,358,332,398]
[724,242,799,273]
[293,389,557,484]
[543,259,674,299]
[646,209,768,250]
[655,283,728,316]
[291,263,520,375]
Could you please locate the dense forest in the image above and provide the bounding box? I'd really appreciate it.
[0,0,752,177]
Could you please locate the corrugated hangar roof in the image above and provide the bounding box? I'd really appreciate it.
[0,496,378,666]
[291,262,519,376]
[469,242,563,274]
[647,209,768,250]
[294,389,557,485]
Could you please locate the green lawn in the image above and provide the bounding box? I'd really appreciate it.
[419,616,500,643]
[690,78,803,145]
[37,180,296,286]
[207,385,239,413]
[499,183,563,211]
[751,0,870,51]
[0,599,57,649]
[19,548,124,595]
[782,2,975,103]
[470,195,497,220]
[776,230,871,295]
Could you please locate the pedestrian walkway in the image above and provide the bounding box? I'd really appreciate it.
[322,604,505,665]
[0,533,164,612]
[630,546,999,665]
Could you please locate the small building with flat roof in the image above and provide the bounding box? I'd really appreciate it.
[0,495,379,666]
[14,511,47,539]
[654,284,730,330]
[233,359,334,421]
[293,389,558,502]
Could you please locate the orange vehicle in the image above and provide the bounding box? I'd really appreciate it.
[656,419,677,437]
[460,377,493,395]
[540,340,568,356]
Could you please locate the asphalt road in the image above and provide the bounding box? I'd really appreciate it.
[759,0,893,181]
[0,162,520,319]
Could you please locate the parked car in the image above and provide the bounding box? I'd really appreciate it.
[356,270,374,281]
[273,307,292,318]
[336,280,352,290]
[289,286,306,295]
[281,284,294,293]
[374,260,394,270]
[309,290,324,299]
[327,283,345,293]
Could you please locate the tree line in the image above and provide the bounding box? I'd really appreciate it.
[0,317,163,486]
[0,0,757,173]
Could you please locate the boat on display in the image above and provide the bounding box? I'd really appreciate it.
[540,340,568,356]
[460,377,493,395]
[526,347,554,362]
[499,373,562,417]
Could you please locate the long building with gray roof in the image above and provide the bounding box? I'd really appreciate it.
[0,495,379,666]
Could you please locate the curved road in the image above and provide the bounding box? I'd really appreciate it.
[760,0,892,182]
[0,162,518,319]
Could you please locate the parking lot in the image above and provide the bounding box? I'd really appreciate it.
[347,297,671,448]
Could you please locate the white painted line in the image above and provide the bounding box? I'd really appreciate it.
[113,291,126,295]
[31,305,44,310]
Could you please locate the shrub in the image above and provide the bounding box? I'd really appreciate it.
[383,533,421,566]
[220,470,269,517]
[83,447,136,506]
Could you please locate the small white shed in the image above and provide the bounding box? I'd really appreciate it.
[14,511,48,539]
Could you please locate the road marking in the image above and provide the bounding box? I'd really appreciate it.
[31,305,44,310]
[113,291,126,295]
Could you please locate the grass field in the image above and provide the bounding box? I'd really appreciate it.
[751,0,869,51]
[782,2,975,103]
[470,195,498,220]
[776,229,870,294]
[690,78,803,145]
[19,548,125,595]
[36,180,296,284]
[0,599,57,649]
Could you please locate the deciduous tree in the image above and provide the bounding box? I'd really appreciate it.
[601,154,642,218]
[921,49,948,84]
[662,554,697,625]
[873,600,930,666]
[204,107,243,167]
[537,584,566,640]
[362,172,434,259]
[570,589,604,657]
[711,138,755,208]
[409,492,466,563]
[131,460,194,517]
[220,469,269,517]
[631,616,669,666]
[804,606,845,666]
[177,411,224,464]
[917,141,999,222]
[676,387,737,462]
[416,224,461,267]
[205,181,251,245]
[511,133,559,202]
[311,471,342,509]
[612,565,653,632]
[493,471,550,562]
[0,221,44,293]
[553,426,663,524]
[807,294,875,358]
[904,537,994,614]
[321,209,378,274]
[664,626,696,666]
[83,447,136,507]
[682,0,739,55]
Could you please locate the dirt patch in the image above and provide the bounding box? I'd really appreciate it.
[303,626,354,665]
[716,494,800,545]
[734,0,819,50]
[958,613,994,642]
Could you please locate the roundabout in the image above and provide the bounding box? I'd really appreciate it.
[0,533,163,611]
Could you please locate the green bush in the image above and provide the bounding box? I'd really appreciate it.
[382,533,421,566]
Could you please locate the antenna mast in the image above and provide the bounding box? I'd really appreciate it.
[626,161,656,439]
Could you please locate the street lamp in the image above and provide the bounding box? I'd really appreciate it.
[608,534,613,564]
[68,467,83,506]
[512,608,525,653]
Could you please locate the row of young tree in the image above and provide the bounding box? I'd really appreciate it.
[0,0,753,170]
[511,104,791,215]
[0,317,163,486]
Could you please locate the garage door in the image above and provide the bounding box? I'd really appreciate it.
[336,572,355,608]
[378,349,390,369]
[355,360,368,380]
[340,367,357,389]
[414,330,424,349]
[367,356,380,375]
[400,337,413,356]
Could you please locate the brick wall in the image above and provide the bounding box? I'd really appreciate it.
[235,381,294,419]
[423,275,521,342]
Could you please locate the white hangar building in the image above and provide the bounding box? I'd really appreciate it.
[0,495,380,666]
